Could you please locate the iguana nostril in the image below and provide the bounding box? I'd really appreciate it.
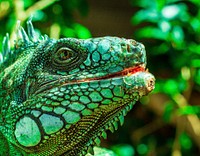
[147,77,155,92]
[127,44,131,52]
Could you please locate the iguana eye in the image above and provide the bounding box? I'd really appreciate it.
[52,46,82,71]
[56,47,73,61]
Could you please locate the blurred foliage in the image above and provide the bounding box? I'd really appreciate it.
[101,0,200,156]
[0,0,91,50]
[128,0,200,155]
[0,0,200,156]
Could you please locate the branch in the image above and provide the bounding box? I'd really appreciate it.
[10,0,57,45]
[131,118,165,143]
[148,93,200,149]
[172,117,183,156]
[50,23,61,39]
[24,0,58,21]
[13,0,57,21]
[173,93,200,139]
[0,1,10,19]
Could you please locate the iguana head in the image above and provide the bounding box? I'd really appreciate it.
[0,20,155,155]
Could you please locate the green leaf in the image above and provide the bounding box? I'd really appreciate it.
[73,23,91,39]
[163,79,179,95]
[179,132,192,150]
[151,43,170,55]
[131,9,159,25]
[171,26,184,43]
[158,20,171,32]
[130,0,157,8]
[32,10,45,21]
[62,26,76,37]
[111,144,135,156]
[163,101,175,122]
[161,4,188,21]
[191,59,200,68]
[24,0,34,9]
[189,0,200,6]
[178,106,200,115]
[86,146,116,156]
[137,144,148,155]
[161,5,181,19]
[135,26,168,40]
[155,0,166,10]
[188,43,200,55]
[190,17,200,33]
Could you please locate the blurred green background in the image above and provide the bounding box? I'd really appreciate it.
[0,0,200,155]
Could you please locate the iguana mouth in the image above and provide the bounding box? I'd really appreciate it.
[35,64,146,95]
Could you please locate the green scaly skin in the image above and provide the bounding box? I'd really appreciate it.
[0,20,155,155]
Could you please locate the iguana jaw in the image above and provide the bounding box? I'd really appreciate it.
[57,70,155,155]
[31,69,154,155]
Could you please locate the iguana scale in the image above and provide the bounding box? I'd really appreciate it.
[0,20,155,155]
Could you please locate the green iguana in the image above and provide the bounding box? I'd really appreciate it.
[0,19,155,156]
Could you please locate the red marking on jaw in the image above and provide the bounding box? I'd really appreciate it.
[73,66,145,83]
[103,66,145,79]
[62,66,146,85]
[90,65,145,81]
[35,65,146,95]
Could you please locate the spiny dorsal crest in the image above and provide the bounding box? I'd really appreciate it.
[0,18,48,65]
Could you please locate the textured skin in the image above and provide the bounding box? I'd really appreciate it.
[0,21,155,155]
